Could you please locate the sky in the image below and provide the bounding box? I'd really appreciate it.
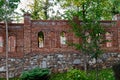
[15,0,64,22]
[14,0,33,22]
[17,0,63,15]
[16,0,33,14]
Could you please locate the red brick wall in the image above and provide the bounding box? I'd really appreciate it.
[0,23,24,57]
[0,13,120,57]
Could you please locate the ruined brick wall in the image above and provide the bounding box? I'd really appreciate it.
[0,13,120,77]
[0,13,120,56]
[24,14,119,54]
[30,20,76,53]
[101,20,118,52]
[0,23,24,57]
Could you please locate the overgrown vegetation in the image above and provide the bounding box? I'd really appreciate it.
[67,69,88,80]
[0,68,115,80]
[50,68,115,80]
[20,67,50,80]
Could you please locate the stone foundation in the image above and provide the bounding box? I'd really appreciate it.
[0,52,120,78]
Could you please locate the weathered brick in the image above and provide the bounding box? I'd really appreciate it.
[0,13,120,77]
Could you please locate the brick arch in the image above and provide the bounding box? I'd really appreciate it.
[49,31,55,48]
[8,35,16,52]
[0,36,4,52]
[38,31,44,48]
[60,31,67,45]
[67,32,73,44]
[105,32,113,47]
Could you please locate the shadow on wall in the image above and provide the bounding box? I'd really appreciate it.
[112,63,120,80]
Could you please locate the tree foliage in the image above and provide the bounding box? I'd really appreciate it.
[24,0,64,20]
[111,0,120,15]
[58,1,112,75]
[0,0,20,22]
[57,0,120,20]
[28,0,50,20]
[59,1,119,80]
[28,0,61,20]
[62,0,107,58]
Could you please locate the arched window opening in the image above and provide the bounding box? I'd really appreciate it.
[8,36,16,52]
[50,31,55,48]
[106,32,112,47]
[68,33,73,44]
[60,32,66,45]
[0,36,3,52]
[38,31,44,48]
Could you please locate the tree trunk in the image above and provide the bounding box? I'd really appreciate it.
[95,57,99,80]
[5,0,9,80]
[83,53,87,73]
[5,19,9,80]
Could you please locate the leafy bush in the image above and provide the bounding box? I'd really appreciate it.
[67,69,88,80]
[50,69,114,80]
[0,78,19,80]
[50,73,68,80]
[87,69,115,80]
[20,67,50,80]
[98,69,115,80]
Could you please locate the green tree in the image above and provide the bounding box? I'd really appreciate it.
[0,0,20,80]
[27,0,54,20]
[0,0,20,22]
[58,0,111,80]
[23,0,63,20]
[57,0,120,20]
[111,0,120,15]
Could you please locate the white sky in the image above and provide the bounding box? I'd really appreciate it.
[16,0,64,14]
[14,0,33,22]
[15,0,64,22]
[16,0,33,14]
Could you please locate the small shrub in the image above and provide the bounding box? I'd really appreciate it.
[20,67,50,80]
[67,69,88,80]
[49,73,68,80]
[98,69,114,80]
[50,69,114,80]
[88,69,115,80]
